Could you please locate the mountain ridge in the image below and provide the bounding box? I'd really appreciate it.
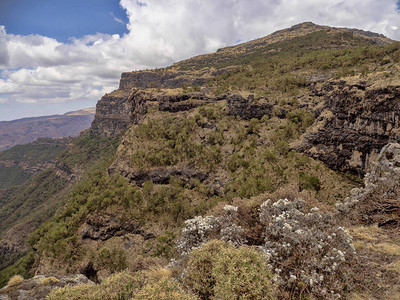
[0,107,95,151]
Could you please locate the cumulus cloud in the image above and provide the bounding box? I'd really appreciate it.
[0,0,400,110]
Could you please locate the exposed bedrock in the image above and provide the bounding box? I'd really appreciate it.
[90,91,132,136]
[226,94,276,120]
[79,213,154,241]
[109,164,208,187]
[295,80,400,175]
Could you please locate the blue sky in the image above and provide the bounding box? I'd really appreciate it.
[0,0,128,43]
[0,0,400,121]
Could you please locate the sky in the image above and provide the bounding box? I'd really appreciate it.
[0,0,399,121]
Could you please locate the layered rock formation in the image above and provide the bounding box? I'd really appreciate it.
[79,213,154,241]
[227,94,275,120]
[90,91,132,136]
[91,69,213,136]
[119,69,210,90]
[295,80,400,175]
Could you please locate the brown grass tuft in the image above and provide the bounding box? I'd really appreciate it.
[7,275,24,287]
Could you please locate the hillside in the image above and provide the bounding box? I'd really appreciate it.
[0,107,95,151]
[1,22,400,299]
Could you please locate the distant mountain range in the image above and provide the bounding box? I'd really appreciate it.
[0,108,95,151]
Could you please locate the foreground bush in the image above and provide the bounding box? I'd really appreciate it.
[259,198,356,299]
[183,240,275,300]
[177,198,357,299]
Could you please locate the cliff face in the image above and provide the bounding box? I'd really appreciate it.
[90,69,212,136]
[90,91,132,136]
[295,80,400,175]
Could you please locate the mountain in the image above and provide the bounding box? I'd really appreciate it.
[1,22,400,299]
[0,107,95,151]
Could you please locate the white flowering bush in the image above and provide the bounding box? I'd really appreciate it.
[259,198,356,299]
[177,205,245,255]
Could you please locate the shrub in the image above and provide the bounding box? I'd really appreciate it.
[7,274,23,287]
[177,205,245,255]
[95,247,128,273]
[259,198,356,299]
[298,171,321,192]
[183,240,275,300]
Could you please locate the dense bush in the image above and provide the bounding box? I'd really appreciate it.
[177,198,357,299]
[259,198,356,299]
[183,240,274,300]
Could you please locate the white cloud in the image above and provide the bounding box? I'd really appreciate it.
[0,0,400,111]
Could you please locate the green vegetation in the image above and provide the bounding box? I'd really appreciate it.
[183,240,274,300]
[0,139,67,165]
[0,133,120,288]
[57,133,120,168]
[0,164,30,189]
[29,173,218,262]
[47,241,275,300]
[0,252,35,288]
[129,112,223,172]
[173,30,400,96]
[0,169,67,235]
[0,138,69,189]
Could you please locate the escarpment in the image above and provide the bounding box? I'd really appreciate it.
[92,67,400,178]
[295,80,400,175]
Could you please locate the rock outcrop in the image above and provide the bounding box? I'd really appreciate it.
[79,213,154,241]
[227,94,274,120]
[109,165,208,187]
[90,91,132,136]
[295,80,400,175]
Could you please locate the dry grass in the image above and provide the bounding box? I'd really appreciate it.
[41,276,60,285]
[350,225,382,242]
[353,240,400,256]
[350,225,400,299]
[7,275,23,287]
[347,292,374,300]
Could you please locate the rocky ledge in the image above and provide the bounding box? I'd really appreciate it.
[295,80,400,175]
[79,213,154,241]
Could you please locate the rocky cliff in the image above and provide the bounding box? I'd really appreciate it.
[90,69,213,136]
[295,79,400,175]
